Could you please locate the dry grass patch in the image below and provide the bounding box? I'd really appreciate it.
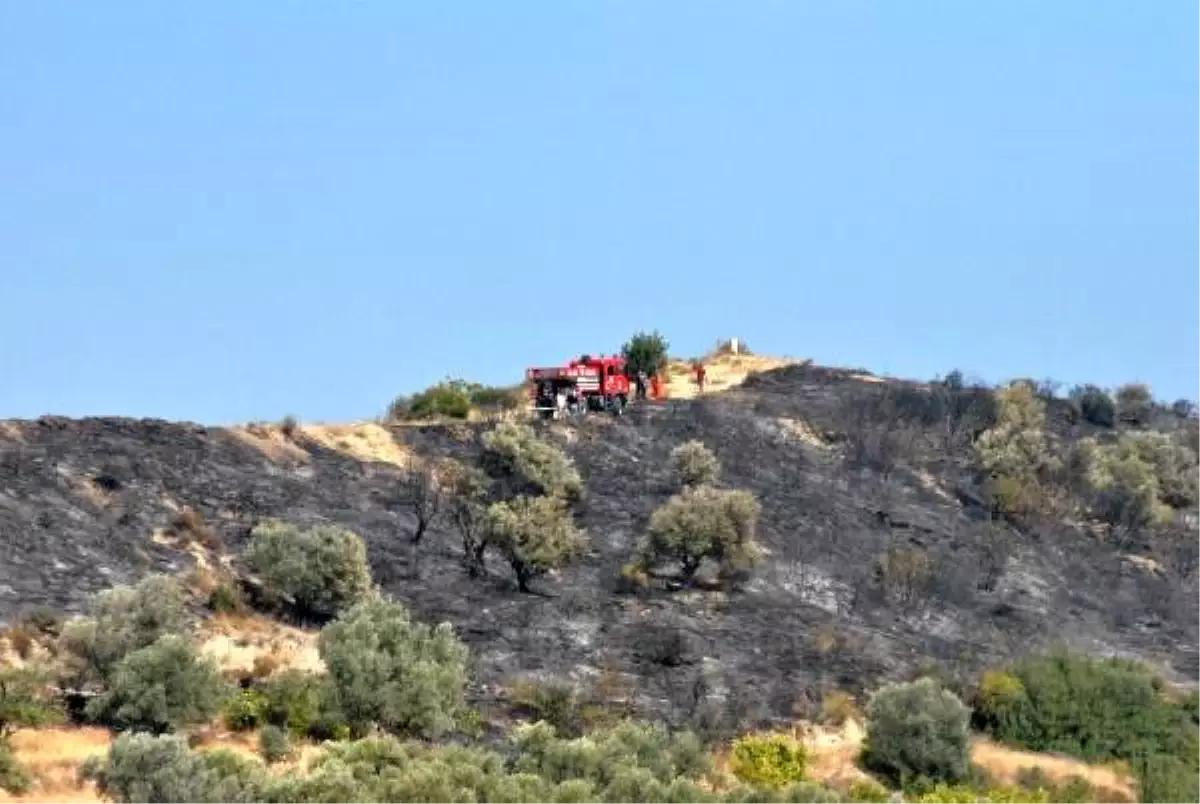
[300,423,414,469]
[198,613,323,679]
[666,354,801,400]
[0,727,111,804]
[227,424,312,463]
[970,736,1136,802]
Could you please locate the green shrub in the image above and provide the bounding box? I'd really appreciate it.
[973,651,1198,801]
[81,733,265,803]
[508,680,586,737]
[975,383,1058,517]
[485,495,588,593]
[1136,752,1200,803]
[1080,434,1200,528]
[0,743,30,795]
[635,485,763,586]
[0,665,65,741]
[84,634,233,733]
[910,783,1051,803]
[243,520,373,621]
[389,379,473,421]
[318,592,469,739]
[468,384,525,414]
[481,422,584,500]
[1069,385,1115,427]
[1115,383,1154,426]
[1122,431,1199,510]
[260,669,330,737]
[729,733,807,789]
[1085,436,1175,530]
[207,581,246,615]
[846,778,891,803]
[671,440,722,488]
[621,331,670,378]
[510,719,710,790]
[862,678,970,787]
[58,574,190,687]
[258,724,294,764]
[224,688,268,732]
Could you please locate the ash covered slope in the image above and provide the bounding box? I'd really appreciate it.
[0,364,1195,728]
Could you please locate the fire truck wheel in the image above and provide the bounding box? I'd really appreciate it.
[612,395,627,415]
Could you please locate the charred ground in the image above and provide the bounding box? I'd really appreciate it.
[0,362,1195,735]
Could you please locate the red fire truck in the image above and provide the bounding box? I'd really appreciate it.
[525,354,632,418]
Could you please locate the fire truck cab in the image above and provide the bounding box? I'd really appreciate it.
[525,354,631,419]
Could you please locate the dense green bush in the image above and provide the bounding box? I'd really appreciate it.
[388,379,473,421]
[318,592,469,739]
[388,379,523,422]
[1136,752,1200,803]
[671,440,722,488]
[861,678,970,787]
[1068,384,1115,427]
[634,485,763,586]
[485,495,588,592]
[481,421,584,500]
[972,651,1198,763]
[260,669,333,737]
[728,733,807,789]
[258,724,294,764]
[84,634,232,733]
[1115,383,1155,426]
[975,383,1058,517]
[0,743,30,795]
[223,688,268,732]
[510,719,710,792]
[243,520,373,621]
[81,733,264,803]
[1083,434,1192,531]
[0,665,65,741]
[58,573,190,688]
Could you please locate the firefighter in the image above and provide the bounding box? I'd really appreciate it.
[694,362,707,394]
[635,370,648,401]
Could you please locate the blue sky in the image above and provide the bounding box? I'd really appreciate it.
[1,2,1196,424]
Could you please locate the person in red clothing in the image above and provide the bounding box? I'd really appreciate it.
[694,362,707,394]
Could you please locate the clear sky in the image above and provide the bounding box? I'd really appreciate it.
[1,2,1196,424]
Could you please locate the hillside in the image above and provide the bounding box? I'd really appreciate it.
[2,355,1195,737]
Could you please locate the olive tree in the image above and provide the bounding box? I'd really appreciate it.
[480,422,583,501]
[861,677,970,787]
[318,593,469,738]
[84,634,232,734]
[244,520,373,621]
[58,574,190,688]
[620,331,670,379]
[633,486,763,587]
[485,495,588,593]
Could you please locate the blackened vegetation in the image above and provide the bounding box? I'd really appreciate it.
[0,364,1195,735]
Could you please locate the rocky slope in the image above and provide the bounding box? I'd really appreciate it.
[1,363,1195,733]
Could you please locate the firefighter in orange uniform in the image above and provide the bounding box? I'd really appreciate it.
[694,362,707,394]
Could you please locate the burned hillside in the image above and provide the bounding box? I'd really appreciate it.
[0,364,1196,733]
